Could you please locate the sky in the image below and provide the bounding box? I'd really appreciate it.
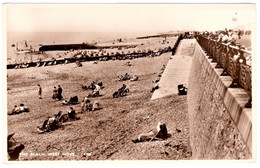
[3,4,256,33]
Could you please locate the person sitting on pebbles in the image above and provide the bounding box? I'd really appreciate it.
[67,107,76,120]
[132,122,168,143]
[81,97,92,112]
[92,101,100,111]
[67,107,80,120]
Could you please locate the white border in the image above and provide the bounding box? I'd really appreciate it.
[1,0,259,168]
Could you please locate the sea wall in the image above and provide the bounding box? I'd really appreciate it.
[187,41,252,159]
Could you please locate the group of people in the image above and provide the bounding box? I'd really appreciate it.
[37,84,63,101]
[10,104,30,115]
[151,64,166,92]
[14,63,30,69]
[197,29,252,66]
[198,28,244,46]
[117,73,131,81]
[37,107,80,133]
[82,81,102,97]
[81,96,100,112]
[113,84,129,98]
[117,73,138,82]
[52,85,63,101]
[36,81,102,133]
[216,29,238,45]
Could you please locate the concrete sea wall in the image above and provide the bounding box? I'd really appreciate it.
[187,41,252,159]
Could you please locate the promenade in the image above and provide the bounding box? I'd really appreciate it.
[151,39,196,100]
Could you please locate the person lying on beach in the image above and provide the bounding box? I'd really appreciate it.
[132,122,168,143]
[62,96,78,105]
[117,73,131,81]
[130,75,138,81]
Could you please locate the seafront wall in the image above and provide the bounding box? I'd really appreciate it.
[187,41,252,159]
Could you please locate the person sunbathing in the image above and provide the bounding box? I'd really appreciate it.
[130,75,138,81]
[132,122,168,143]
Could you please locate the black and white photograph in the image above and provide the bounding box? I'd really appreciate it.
[2,2,256,163]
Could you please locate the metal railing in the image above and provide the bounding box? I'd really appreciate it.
[196,35,252,108]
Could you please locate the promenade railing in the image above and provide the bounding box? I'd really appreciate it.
[195,35,252,108]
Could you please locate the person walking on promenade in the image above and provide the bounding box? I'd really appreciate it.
[38,84,42,99]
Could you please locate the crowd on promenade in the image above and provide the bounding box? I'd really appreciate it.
[197,29,251,49]
[196,29,252,66]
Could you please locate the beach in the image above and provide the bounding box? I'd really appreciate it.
[7,34,192,160]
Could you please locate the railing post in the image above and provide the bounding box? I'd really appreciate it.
[211,42,220,63]
[208,41,214,59]
[221,46,233,76]
[208,40,214,57]
[215,44,225,68]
